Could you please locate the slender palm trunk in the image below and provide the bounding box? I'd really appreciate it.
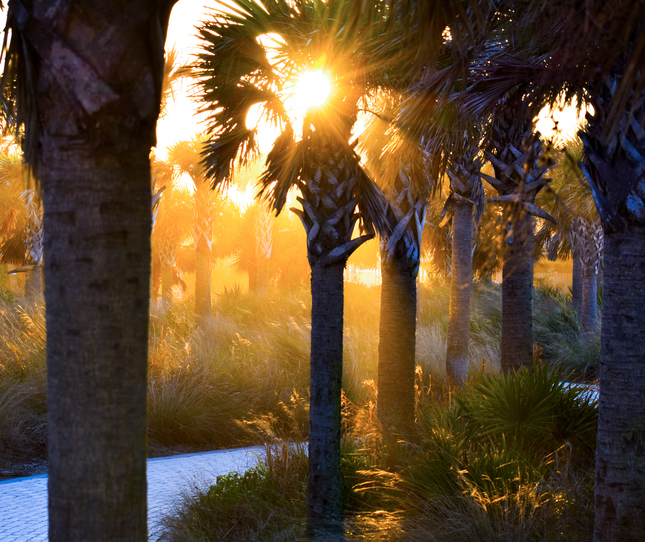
[161,260,174,306]
[594,224,645,541]
[194,183,212,317]
[378,257,417,432]
[308,263,344,539]
[24,267,43,301]
[446,201,474,383]
[255,208,273,294]
[580,265,598,333]
[501,208,534,372]
[43,145,150,542]
[571,253,583,317]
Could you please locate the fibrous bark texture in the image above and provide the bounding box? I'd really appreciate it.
[594,225,645,541]
[446,201,474,384]
[378,258,417,433]
[377,165,426,433]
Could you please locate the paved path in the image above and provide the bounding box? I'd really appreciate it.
[0,445,265,541]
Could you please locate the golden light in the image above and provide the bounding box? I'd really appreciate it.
[292,70,332,112]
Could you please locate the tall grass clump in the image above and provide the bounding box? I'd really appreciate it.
[533,285,600,380]
[160,442,309,542]
[0,295,47,475]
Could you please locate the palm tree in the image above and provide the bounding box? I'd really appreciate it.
[2,2,177,540]
[167,137,215,318]
[536,140,603,333]
[444,141,485,383]
[195,1,388,535]
[576,62,645,540]
[482,99,554,372]
[357,97,432,432]
[150,156,193,307]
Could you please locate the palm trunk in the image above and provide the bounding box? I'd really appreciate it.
[255,208,273,294]
[194,183,212,318]
[501,208,534,372]
[378,257,417,432]
[594,224,645,541]
[446,201,474,384]
[161,260,174,307]
[580,265,598,334]
[24,266,43,301]
[13,3,175,540]
[571,253,583,317]
[43,145,150,542]
[307,263,344,539]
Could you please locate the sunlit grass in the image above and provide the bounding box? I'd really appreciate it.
[0,278,598,486]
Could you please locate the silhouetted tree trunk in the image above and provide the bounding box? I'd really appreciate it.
[6,2,176,541]
[446,201,474,383]
[579,69,645,541]
[501,208,534,372]
[308,263,344,539]
[595,225,645,540]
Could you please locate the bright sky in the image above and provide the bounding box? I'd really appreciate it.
[156,0,212,159]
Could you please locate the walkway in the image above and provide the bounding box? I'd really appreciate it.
[0,445,265,541]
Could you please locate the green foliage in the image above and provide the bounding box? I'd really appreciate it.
[160,450,308,541]
[392,365,597,540]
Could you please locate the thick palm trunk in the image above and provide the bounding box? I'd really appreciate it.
[501,208,534,372]
[446,201,474,383]
[579,69,645,541]
[376,166,426,432]
[308,263,344,539]
[378,257,417,432]
[594,225,645,541]
[43,145,151,542]
[10,3,175,541]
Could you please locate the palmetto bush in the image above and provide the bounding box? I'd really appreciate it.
[393,364,597,541]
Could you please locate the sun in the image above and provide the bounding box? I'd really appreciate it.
[292,70,332,112]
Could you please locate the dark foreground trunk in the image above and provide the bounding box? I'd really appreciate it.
[594,224,645,541]
[308,263,345,539]
[11,3,176,541]
[377,258,417,433]
[43,145,150,542]
[446,202,474,384]
[501,209,534,372]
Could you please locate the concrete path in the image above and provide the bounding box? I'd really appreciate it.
[0,445,265,541]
